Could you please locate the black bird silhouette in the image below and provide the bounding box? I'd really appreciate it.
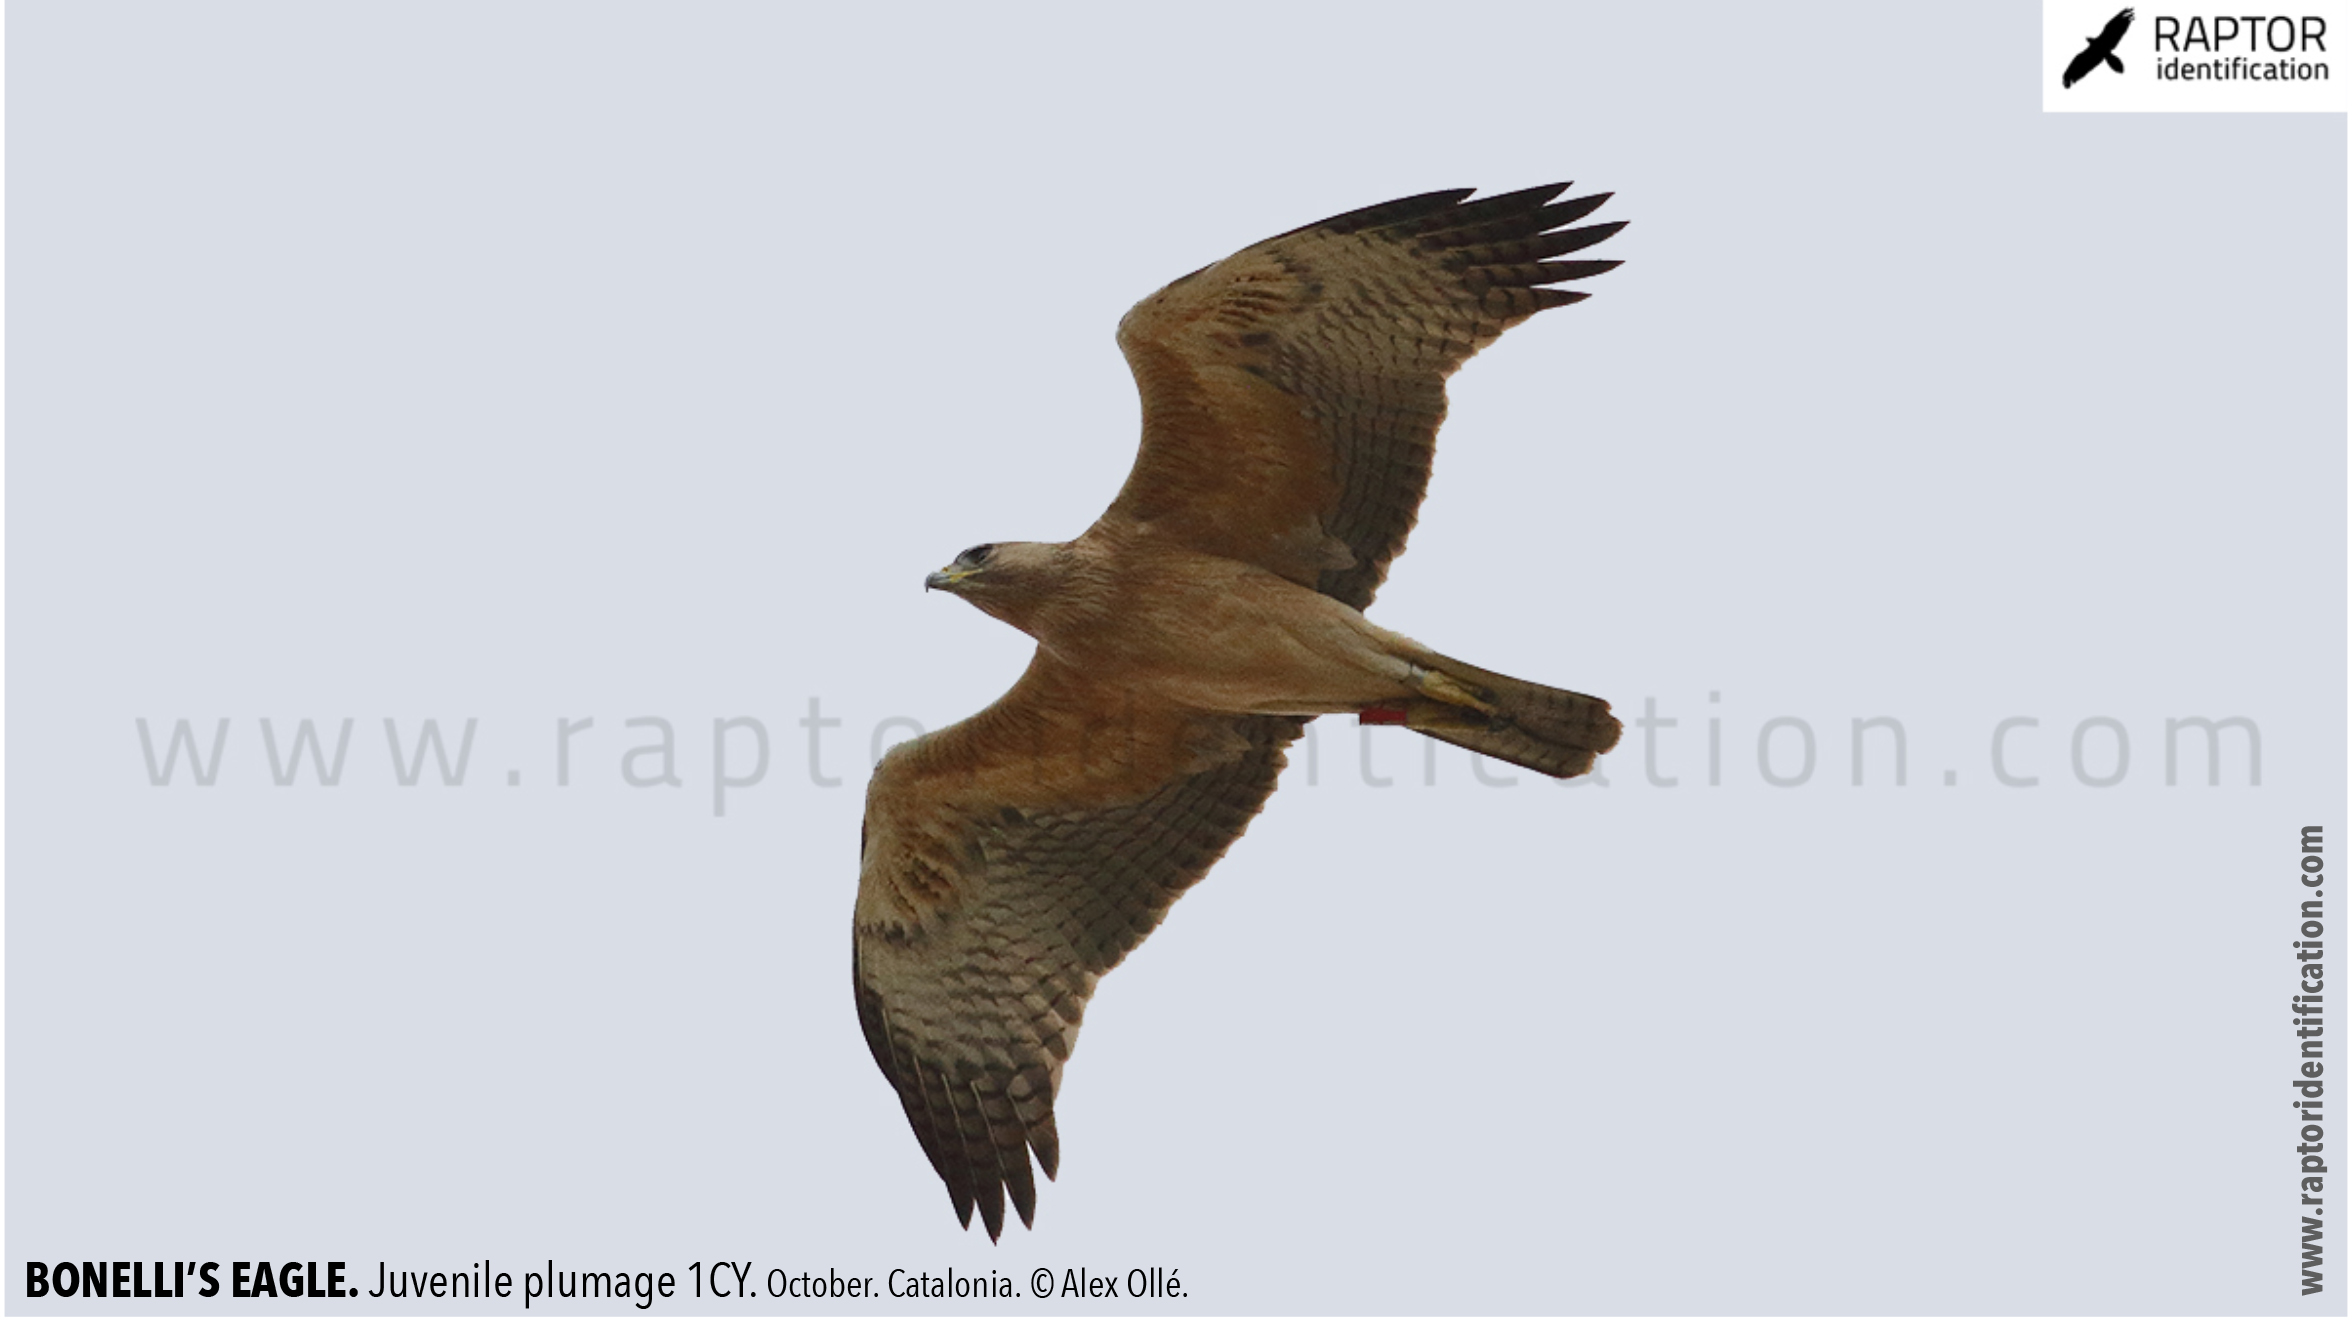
[2064,8,2135,88]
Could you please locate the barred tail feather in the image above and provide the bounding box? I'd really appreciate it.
[1398,653,1621,779]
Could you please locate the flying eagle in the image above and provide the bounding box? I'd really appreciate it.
[2064,8,2134,88]
[852,184,1627,1238]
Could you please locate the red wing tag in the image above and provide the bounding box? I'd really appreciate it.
[1357,705,1409,726]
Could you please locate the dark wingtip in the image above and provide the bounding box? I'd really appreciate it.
[1537,192,1615,231]
[978,1184,1007,1241]
[1475,181,1574,210]
[1031,1119,1061,1181]
[1548,258,1624,281]
[1553,219,1628,254]
[1300,188,1476,239]
[1006,1154,1038,1230]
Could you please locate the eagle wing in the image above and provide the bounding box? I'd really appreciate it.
[2100,7,2136,47]
[852,650,1302,1238]
[1103,184,1623,610]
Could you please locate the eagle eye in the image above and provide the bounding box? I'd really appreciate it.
[959,543,996,566]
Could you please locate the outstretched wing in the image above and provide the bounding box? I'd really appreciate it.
[852,652,1301,1238]
[2100,7,2135,47]
[1103,184,1623,610]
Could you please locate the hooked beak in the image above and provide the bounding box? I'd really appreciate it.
[925,565,973,592]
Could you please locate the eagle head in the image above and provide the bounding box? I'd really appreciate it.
[925,540,1068,633]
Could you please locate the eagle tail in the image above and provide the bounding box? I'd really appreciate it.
[1378,652,1622,779]
[2106,53,2124,72]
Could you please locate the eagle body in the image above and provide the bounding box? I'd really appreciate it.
[854,184,1629,1239]
[1009,533,1426,716]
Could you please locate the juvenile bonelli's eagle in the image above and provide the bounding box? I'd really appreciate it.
[854,184,1626,1238]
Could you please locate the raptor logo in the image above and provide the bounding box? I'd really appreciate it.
[2065,7,2137,86]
